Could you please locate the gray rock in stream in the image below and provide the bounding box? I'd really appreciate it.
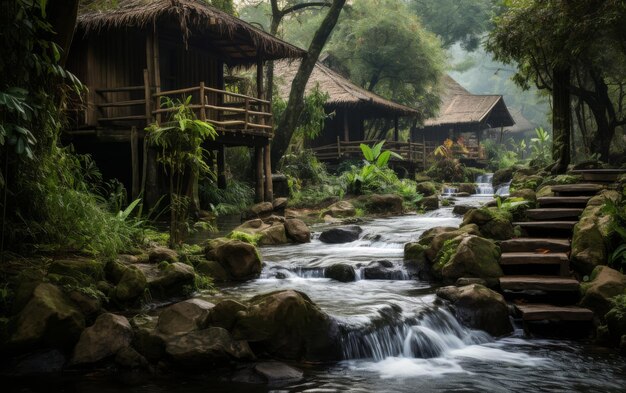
[325,263,356,282]
[319,225,363,244]
[363,260,405,280]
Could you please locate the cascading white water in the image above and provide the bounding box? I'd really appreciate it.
[340,308,491,360]
[442,186,458,195]
[495,180,511,196]
[475,173,494,195]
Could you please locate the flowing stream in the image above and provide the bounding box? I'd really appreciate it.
[17,197,626,392]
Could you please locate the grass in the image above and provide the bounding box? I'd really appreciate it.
[199,178,254,216]
[227,230,262,246]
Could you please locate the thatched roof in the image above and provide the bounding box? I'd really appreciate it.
[504,109,536,134]
[77,0,305,64]
[274,60,419,118]
[424,75,515,128]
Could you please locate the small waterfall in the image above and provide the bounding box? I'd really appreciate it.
[475,173,494,195]
[442,186,458,195]
[495,181,511,197]
[341,307,491,360]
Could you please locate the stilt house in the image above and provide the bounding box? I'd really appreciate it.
[65,0,305,206]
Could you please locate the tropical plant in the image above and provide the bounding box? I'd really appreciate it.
[146,96,217,247]
[602,197,626,271]
[529,127,551,167]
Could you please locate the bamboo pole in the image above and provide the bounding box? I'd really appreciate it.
[199,82,206,121]
[254,146,264,202]
[153,30,161,123]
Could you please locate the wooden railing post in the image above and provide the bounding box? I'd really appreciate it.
[337,136,341,158]
[143,69,152,123]
[199,82,206,121]
[264,142,273,202]
[244,98,249,130]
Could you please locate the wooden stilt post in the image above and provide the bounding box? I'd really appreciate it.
[264,142,273,202]
[254,145,264,202]
[153,30,161,123]
[131,126,140,199]
[217,145,226,189]
[394,116,399,142]
[343,111,349,142]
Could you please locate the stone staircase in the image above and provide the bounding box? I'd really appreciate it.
[498,181,608,336]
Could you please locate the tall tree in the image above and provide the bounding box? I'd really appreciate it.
[326,0,444,116]
[409,0,498,51]
[270,0,346,167]
[487,0,626,164]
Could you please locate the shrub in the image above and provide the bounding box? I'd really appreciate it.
[199,178,254,216]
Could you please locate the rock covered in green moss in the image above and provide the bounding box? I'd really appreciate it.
[603,294,626,352]
[284,218,311,243]
[510,188,536,203]
[206,299,248,331]
[322,200,356,218]
[231,290,340,361]
[432,235,502,281]
[415,181,438,197]
[436,284,512,336]
[148,246,179,264]
[420,195,439,211]
[580,266,626,317]
[48,259,103,284]
[111,265,147,304]
[205,238,262,281]
[10,283,85,350]
[148,262,196,298]
[462,208,514,240]
[419,224,482,262]
[70,313,132,365]
[360,194,404,215]
[233,217,289,246]
[195,260,229,282]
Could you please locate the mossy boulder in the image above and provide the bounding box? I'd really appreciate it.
[231,290,340,361]
[319,225,362,244]
[48,259,103,284]
[492,167,515,188]
[148,263,196,298]
[360,194,403,215]
[148,246,179,264]
[461,208,514,241]
[510,188,537,204]
[403,242,429,276]
[605,296,626,350]
[322,201,356,218]
[536,185,554,197]
[234,218,289,246]
[452,205,473,216]
[457,183,476,195]
[10,283,85,351]
[205,238,262,281]
[70,313,133,365]
[437,284,513,336]
[419,195,439,211]
[580,266,626,318]
[195,260,230,283]
[571,203,613,275]
[324,263,356,282]
[244,201,274,220]
[418,224,482,262]
[111,265,147,304]
[511,173,543,192]
[432,235,502,282]
[415,181,438,197]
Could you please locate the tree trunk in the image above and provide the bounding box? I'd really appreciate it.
[551,67,570,174]
[270,0,346,169]
[47,0,80,66]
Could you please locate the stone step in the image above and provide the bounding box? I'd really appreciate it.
[550,183,604,196]
[537,196,591,207]
[500,238,570,253]
[513,221,577,230]
[500,252,569,276]
[499,275,580,292]
[526,208,583,221]
[515,304,594,322]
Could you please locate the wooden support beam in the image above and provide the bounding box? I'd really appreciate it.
[131,126,140,199]
[254,146,264,202]
[256,58,264,100]
[264,142,273,202]
[343,111,349,142]
[394,116,399,142]
[217,145,226,189]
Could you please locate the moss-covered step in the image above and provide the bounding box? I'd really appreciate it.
[537,196,591,207]
[550,183,604,196]
[500,252,569,276]
[499,275,580,292]
[499,238,570,253]
[514,304,593,322]
[526,208,583,221]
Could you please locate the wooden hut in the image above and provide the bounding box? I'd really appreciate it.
[64,0,305,206]
[413,75,515,161]
[274,60,424,170]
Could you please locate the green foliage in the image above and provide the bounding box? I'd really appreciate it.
[146,96,217,247]
[227,231,262,246]
[494,196,528,213]
[199,178,254,216]
[529,127,551,167]
[194,273,215,292]
[602,197,626,271]
[425,159,465,182]
[326,0,444,113]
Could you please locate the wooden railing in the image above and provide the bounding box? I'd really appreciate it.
[311,138,427,166]
[152,83,272,137]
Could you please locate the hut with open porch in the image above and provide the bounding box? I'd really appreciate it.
[274,60,424,172]
[64,0,305,206]
[414,75,515,164]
